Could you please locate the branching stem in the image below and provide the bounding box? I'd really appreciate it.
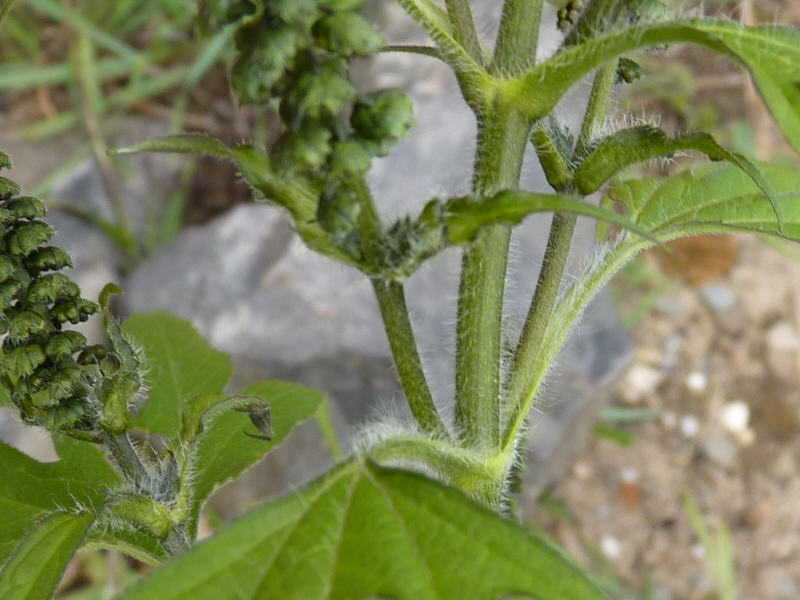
[445,0,483,64]
[492,0,543,75]
[104,432,149,489]
[455,102,531,451]
[502,60,618,450]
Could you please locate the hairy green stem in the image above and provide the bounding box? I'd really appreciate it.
[502,60,618,450]
[373,279,446,437]
[368,435,508,507]
[455,103,531,451]
[491,0,543,75]
[105,432,149,489]
[445,0,483,64]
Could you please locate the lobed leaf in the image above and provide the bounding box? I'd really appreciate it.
[187,381,324,526]
[121,312,233,437]
[0,435,118,565]
[119,461,603,600]
[0,511,95,600]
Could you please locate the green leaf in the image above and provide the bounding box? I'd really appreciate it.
[0,511,94,600]
[509,18,800,154]
[0,435,118,564]
[111,133,236,161]
[121,312,233,437]
[573,126,782,226]
[609,162,800,241]
[443,190,658,245]
[187,380,324,525]
[119,461,602,600]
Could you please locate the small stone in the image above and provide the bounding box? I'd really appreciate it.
[620,363,663,403]
[680,415,700,438]
[701,429,738,468]
[699,283,737,311]
[690,543,706,559]
[686,371,708,393]
[662,411,678,429]
[600,535,622,560]
[720,400,749,434]
[620,467,639,483]
[765,321,800,382]
[572,461,592,480]
[655,293,685,319]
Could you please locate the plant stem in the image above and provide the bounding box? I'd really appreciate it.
[445,0,483,64]
[373,279,446,437]
[491,0,543,75]
[455,102,531,451]
[350,178,446,437]
[502,60,618,450]
[104,432,149,489]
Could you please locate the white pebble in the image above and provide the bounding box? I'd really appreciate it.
[662,411,678,429]
[621,364,664,403]
[680,415,700,438]
[620,467,639,483]
[601,535,622,560]
[691,543,706,559]
[686,371,708,393]
[720,401,750,434]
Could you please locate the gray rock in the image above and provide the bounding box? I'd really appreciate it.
[699,283,737,311]
[701,429,739,469]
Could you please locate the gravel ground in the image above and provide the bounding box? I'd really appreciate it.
[530,234,800,599]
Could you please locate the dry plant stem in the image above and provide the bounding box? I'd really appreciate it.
[455,102,531,451]
[445,0,483,64]
[491,0,543,75]
[503,60,618,448]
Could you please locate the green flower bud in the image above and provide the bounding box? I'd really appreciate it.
[317,181,362,258]
[5,196,47,220]
[77,344,109,365]
[328,138,372,177]
[351,89,414,151]
[0,279,22,310]
[280,56,355,123]
[267,0,319,28]
[50,298,99,324]
[7,309,47,343]
[25,246,73,274]
[45,331,88,361]
[616,57,643,84]
[313,12,384,57]
[272,121,332,173]
[232,22,301,104]
[27,273,81,304]
[0,255,15,282]
[198,0,256,34]
[0,176,20,200]
[2,344,46,383]
[4,221,54,256]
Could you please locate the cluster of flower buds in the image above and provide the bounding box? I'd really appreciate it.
[199,0,414,260]
[0,153,141,441]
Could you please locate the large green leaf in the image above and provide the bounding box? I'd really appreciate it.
[0,511,94,600]
[508,19,800,154]
[119,461,602,600]
[186,381,324,526]
[0,435,118,564]
[122,312,233,437]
